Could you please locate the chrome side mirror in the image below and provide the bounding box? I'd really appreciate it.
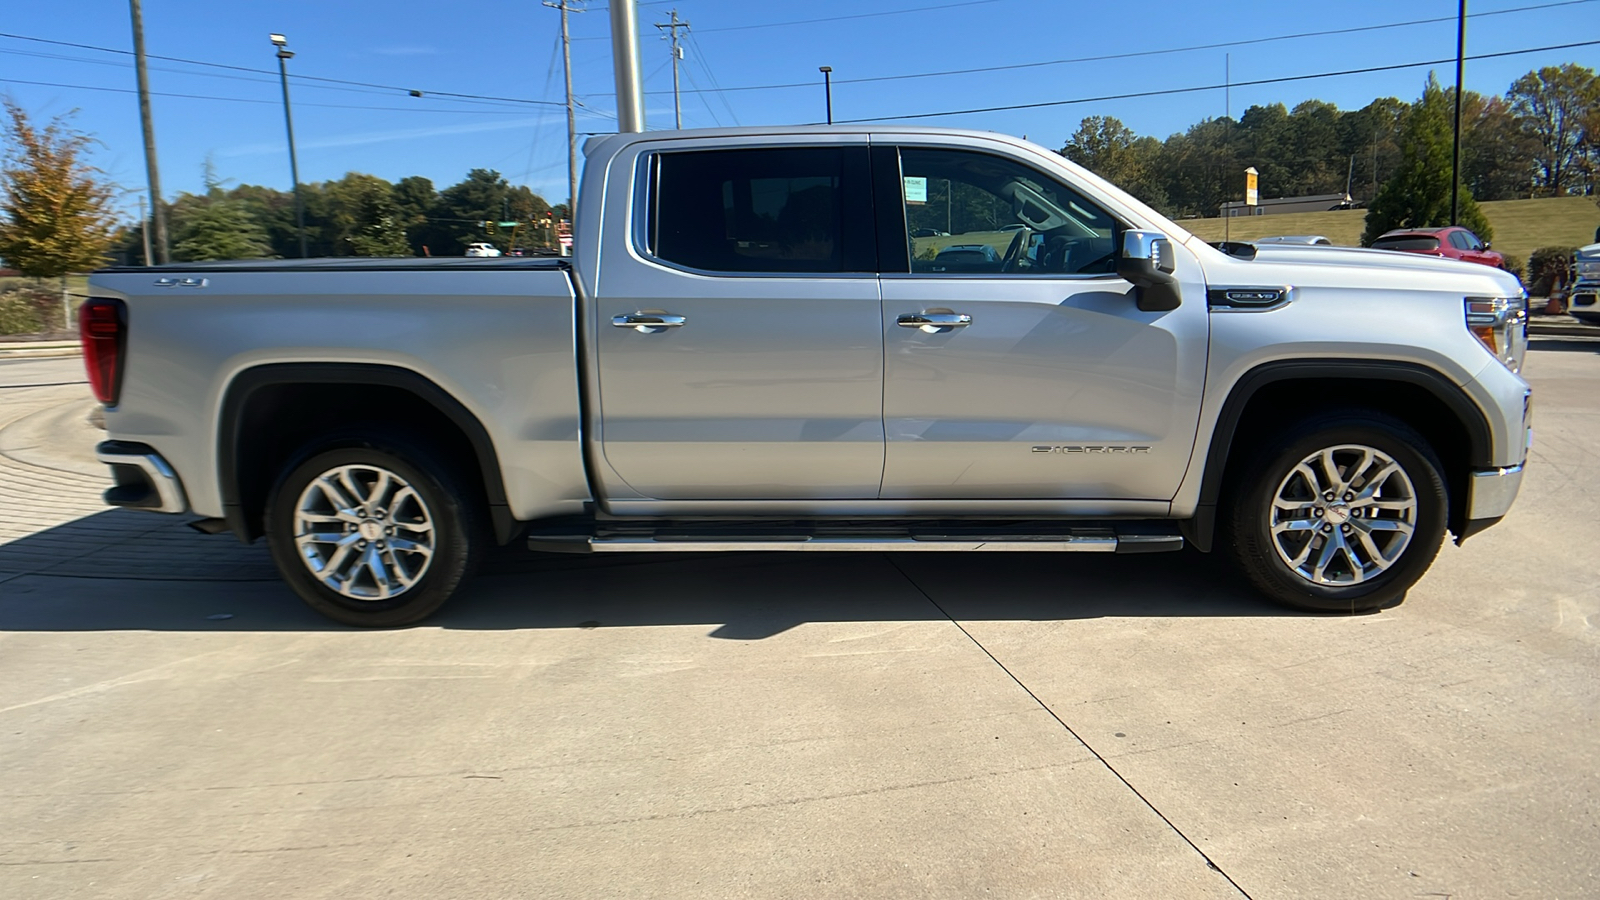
[1116,230,1181,312]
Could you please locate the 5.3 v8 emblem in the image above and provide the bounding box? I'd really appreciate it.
[1032,445,1152,454]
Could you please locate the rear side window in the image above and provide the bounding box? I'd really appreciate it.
[648,147,873,274]
[1373,236,1439,251]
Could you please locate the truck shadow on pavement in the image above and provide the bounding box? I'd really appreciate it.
[0,510,1313,636]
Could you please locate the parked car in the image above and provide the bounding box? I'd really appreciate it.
[84,125,1530,627]
[1371,227,1504,269]
[932,243,1002,267]
[1570,243,1600,325]
[464,242,502,258]
[1255,235,1332,246]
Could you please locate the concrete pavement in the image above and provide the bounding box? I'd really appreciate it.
[1,346,1597,899]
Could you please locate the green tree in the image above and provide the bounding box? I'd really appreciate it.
[324,172,409,256]
[0,98,118,328]
[1362,76,1492,245]
[1508,64,1600,196]
[168,162,273,261]
[392,175,436,254]
[171,199,273,261]
[1459,91,1537,201]
[1060,116,1167,210]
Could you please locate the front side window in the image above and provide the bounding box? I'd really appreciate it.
[899,147,1119,277]
[649,147,871,274]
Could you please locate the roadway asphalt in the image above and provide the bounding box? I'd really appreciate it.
[1,344,1596,899]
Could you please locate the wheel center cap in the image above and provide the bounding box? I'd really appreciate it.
[359,520,385,541]
[1324,504,1352,526]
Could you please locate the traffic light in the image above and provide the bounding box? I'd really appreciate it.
[484,221,496,235]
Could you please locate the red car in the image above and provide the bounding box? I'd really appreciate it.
[1370,227,1506,269]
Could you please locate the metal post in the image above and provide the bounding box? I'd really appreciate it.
[129,0,168,263]
[271,34,308,258]
[609,0,645,133]
[819,66,833,124]
[1451,0,1466,225]
[544,0,581,220]
[655,10,690,130]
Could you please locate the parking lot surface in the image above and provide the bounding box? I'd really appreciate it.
[2,343,1596,899]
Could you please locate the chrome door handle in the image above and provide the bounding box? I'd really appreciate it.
[897,313,971,332]
[612,313,686,332]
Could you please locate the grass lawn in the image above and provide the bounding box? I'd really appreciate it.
[1181,196,1600,266]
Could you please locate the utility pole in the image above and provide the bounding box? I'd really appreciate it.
[1450,0,1467,226]
[270,34,308,258]
[819,66,833,124]
[128,0,168,263]
[609,0,645,133]
[655,10,690,129]
[543,0,581,220]
[138,195,152,266]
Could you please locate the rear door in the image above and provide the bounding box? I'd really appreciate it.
[590,141,885,501]
[874,141,1208,500]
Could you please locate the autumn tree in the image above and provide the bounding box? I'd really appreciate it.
[0,98,118,328]
[1508,63,1600,196]
[1362,76,1493,246]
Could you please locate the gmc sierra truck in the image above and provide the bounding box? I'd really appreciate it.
[81,126,1532,626]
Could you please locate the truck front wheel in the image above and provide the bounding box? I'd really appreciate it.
[1221,411,1448,613]
[265,434,484,627]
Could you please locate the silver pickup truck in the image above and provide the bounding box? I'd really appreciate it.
[82,126,1532,626]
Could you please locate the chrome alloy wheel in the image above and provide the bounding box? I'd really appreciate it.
[292,464,436,601]
[1269,444,1418,586]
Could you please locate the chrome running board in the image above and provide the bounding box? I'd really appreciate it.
[530,527,1183,555]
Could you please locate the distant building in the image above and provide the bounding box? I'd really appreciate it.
[1220,192,1354,217]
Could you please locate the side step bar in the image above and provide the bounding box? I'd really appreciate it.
[530,528,1182,555]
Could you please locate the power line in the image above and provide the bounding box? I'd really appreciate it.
[0,77,539,114]
[637,0,1600,96]
[833,39,1600,124]
[0,30,566,107]
[575,0,1011,39]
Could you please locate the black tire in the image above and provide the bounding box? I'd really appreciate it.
[1220,410,1447,613]
[265,431,486,627]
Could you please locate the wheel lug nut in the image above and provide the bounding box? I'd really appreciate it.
[1313,508,1323,517]
[1343,492,1354,501]
[1341,524,1351,533]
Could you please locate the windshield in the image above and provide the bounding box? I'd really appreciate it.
[1373,236,1440,251]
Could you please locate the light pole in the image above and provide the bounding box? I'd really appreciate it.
[270,33,308,258]
[818,66,833,124]
[1450,0,1466,226]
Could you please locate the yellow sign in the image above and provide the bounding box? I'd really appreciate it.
[1245,167,1259,207]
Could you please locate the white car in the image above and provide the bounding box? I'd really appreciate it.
[464,243,502,258]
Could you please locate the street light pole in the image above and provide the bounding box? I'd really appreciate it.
[270,33,308,258]
[818,66,833,124]
[1450,0,1467,226]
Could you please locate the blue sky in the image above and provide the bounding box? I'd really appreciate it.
[2,0,1596,218]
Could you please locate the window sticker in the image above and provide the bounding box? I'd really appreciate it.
[903,176,927,205]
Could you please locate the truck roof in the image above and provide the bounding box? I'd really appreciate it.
[582,124,1039,156]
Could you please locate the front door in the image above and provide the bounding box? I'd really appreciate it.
[877,144,1208,500]
[593,144,885,501]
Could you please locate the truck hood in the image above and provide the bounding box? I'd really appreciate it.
[1192,240,1525,297]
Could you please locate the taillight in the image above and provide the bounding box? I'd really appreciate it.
[80,298,126,405]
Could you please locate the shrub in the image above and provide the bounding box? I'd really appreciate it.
[1527,247,1577,296]
[1498,253,1525,284]
[0,285,52,335]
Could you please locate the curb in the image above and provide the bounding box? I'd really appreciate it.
[0,344,81,359]
[1529,323,1600,337]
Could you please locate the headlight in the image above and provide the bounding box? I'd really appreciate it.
[1578,259,1600,279]
[1465,296,1528,374]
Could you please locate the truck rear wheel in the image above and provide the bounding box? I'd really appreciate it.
[265,433,484,627]
[1221,411,1447,613]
